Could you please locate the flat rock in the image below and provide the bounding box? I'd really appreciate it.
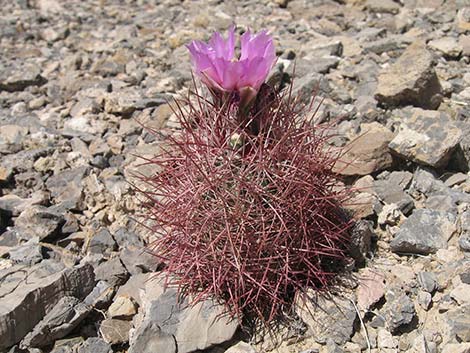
[366,0,401,14]
[296,292,357,345]
[21,296,91,348]
[0,63,47,92]
[108,296,137,319]
[390,209,457,255]
[77,338,112,353]
[99,318,132,345]
[0,261,95,350]
[381,290,415,333]
[389,109,462,168]
[375,41,442,109]
[428,37,463,59]
[15,205,64,241]
[128,275,238,353]
[334,122,394,176]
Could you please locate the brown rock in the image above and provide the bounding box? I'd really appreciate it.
[334,122,394,176]
[99,318,131,345]
[375,41,442,109]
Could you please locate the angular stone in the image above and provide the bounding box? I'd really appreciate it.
[77,338,112,353]
[391,209,457,255]
[428,37,463,59]
[382,290,415,333]
[108,296,137,319]
[88,228,117,254]
[0,262,95,350]
[21,297,91,348]
[0,64,47,92]
[375,41,442,109]
[15,205,64,241]
[357,268,385,311]
[389,109,461,168]
[335,122,394,176]
[296,292,357,345]
[225,342,257,353]
[129,276,238,353]
[366,0,401,14]
[445,305,470,342]
[46,167,88,210]
[442,343,470,353]
[94,257,129,287]
[456,8,470,32]
[99,318,131,345]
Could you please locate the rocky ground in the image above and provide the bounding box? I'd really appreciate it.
[1,0,470,352]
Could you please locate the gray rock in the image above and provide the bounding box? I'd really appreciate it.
[375,41,442,109]
[0,63,47,92]
[119,246,160,275]
[8,238,44,265]
[0,261,95,350]
[88,228,117,254]
[129,276,238,353]
[417,272,438,293]
[390,209,457,255]
[21,296,91,348]
[15,205,64,241]
[0,192,47,217]
[382,290,415,333]
[83,280,114,309]
[373,179,414,215]
[389,109,462,168]
[445,305,470,342]
[296,293,357,345]
[77,338,112,353]
[94,257,129,287]
[46,167,88,211]
[460,234,470,252]
[349,220,373,265]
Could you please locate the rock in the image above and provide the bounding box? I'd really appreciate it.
[46,167,88,210]
[0,261,95,350]
[450,283,470,305]
[375,41,442,109]
[460,234,470,252]
[0,125,28,153]
[417,291,432,310]
[224,342,257,353]
[334,122,394,176]
[381,290,415,333]
[128,275,238,353]
[349,220,373,264]
[373,179,414,214]
[456,8,470,32]
[444,305,470,342]
[389,109,462,168]
[366,0,401,14]
[417,272,438,293]
[428,37,463,59]
[94,257,129,287]
[377,328,398,349]
[77,338,112,353]
[108,296,137,319]
[441,343,470,353]
[21,296,90,348]
[8,238,44,265]
[15,205,64,241]
[357,268,385,311]
[296,293,357,345]
[0,191,47,217]
[0,64,47,92]
[87,228,117,254]
[116,273,150,306]
[391,209,457,255]
[99,318,132,345]
[302,39,343,58]
[83,280,114,309]
[119,246,160,275]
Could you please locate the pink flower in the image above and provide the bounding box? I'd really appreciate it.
[187,26,276,94]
